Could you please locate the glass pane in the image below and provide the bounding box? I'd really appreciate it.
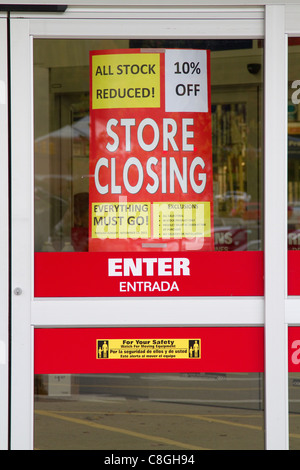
[288,40,300,449]
[288,39,300,295]
[289,328,300,448]
[288,39,300,247]
[33,38,264,449]
[34,372,264,450]
[34,38,264,298]
[289,372,300,449]
[34,326,264,449]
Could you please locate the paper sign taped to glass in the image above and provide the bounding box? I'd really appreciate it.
[89,48,214,252]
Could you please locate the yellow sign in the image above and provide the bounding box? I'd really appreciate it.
[153,201,211,238]
[96,339,201,360]
[91,202,150,239]
[91,53,161,109]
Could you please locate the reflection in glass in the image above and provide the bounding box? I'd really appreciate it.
[288,39,300,449]
[33,39,264,449]
[34,373,264,450]
[289,373,300,449]
[288,39,300,251]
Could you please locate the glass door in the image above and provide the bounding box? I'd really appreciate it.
[284,4,300,450]
[10,8,268,450]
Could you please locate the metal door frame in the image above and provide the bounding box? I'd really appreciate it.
[0,12,9,451]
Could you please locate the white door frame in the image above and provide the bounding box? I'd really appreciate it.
[264,4,288,450]
[8,5,289,450]
[0,13,9,451]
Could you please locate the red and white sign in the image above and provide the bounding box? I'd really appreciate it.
[89,48,214,254]
[34,251,264,297]
[34,327,264,374]
[34,49,264,298]
[34,326,300,373]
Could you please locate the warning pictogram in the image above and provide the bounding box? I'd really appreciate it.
[189,340,201,358]
[97,340,109,358]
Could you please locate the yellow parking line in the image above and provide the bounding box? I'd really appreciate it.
[36,409,300,441]
[50,411,261,419]
[35,410,208,450]
[76,384,259,392]
[184,414,262,431]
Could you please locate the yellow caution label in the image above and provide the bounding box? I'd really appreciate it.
[91,202,150,239]
[153,201,211,238]
[96,339,201,360]
[91,53,161,109]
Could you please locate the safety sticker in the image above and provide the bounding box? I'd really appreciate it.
[96,339,201,359]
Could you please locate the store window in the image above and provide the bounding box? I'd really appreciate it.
[34,39,264,298]
[288,38,300,294]
[288,38,300,449]
[33,38,264,450]
[34,372,264,450]
[34,326,264,450]
[289,327,300,449]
